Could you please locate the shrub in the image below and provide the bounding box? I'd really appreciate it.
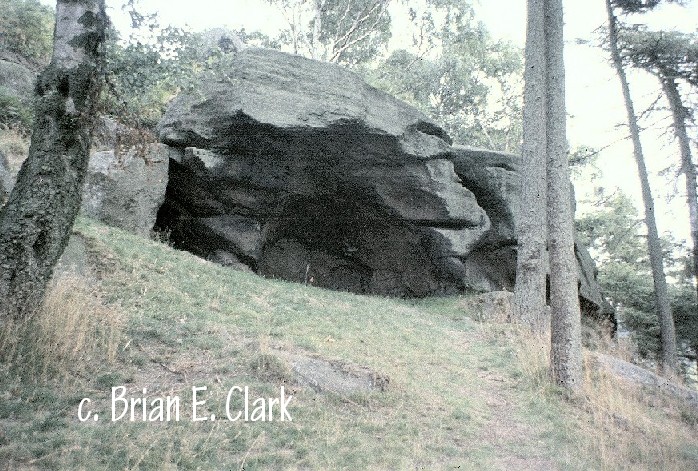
[0,0,54,63]
[0,88,33,130]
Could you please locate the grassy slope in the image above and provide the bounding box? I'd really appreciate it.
[0,217,696,470]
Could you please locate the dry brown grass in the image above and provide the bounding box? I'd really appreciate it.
[512,325,698,470]
[0,275,125,383]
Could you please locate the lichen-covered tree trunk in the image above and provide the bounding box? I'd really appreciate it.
[0,0,107,320]
[514,0,548,333]
[545,0,582,391]
[660,75,698,304]
[605,0,677,374]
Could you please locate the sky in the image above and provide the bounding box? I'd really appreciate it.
[39,0,698,244]
[473,1,696,245]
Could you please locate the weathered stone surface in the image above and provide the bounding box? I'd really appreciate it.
[592,353,698,407]
[576,239,615,322]
[449,146,613,321]
[159,48,452,158]
[155,47,610,315]
[0,150,12,205]
[450,146,520,241]
[0,52,38,107]
[448,146,521,293]
[282,352,390,395]
[81,142,170,237]
[156,48,489,297]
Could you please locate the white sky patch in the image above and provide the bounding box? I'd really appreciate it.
[476,0,697,244]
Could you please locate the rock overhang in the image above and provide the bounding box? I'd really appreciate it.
[154,47,612,319]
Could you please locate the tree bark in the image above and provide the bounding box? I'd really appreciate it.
[545,0,583,391]
[0,0,107,320]
[660,75,698,304]
[514,0,548,333]
[311,0,324,60]
[605,0,678,373]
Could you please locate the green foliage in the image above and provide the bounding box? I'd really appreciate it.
[102,34,182,127]
[102,4,263,128]
[611,0,684,14]
[0,0,54,62]
[318,0,391,65]
[576,188,697,359]
[269,0,391,65]
[569,146,600,169]
[100,0,282,129]
[576,191,646,265]
[0,0,54,132]
[100,5,190,128]
[0,88,33,131]
[673,280,698,353]
[612,0,662,12]
[367,1,523,151]
[618,27,698,86]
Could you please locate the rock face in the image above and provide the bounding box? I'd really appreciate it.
[449,146,520,293]
[592,353,698,407]
[156,47,611,318]
[0,150,12,205]
[0,51,39,113]
[81,118,170,237]
[157,48,489,297]
[450,146,614,322]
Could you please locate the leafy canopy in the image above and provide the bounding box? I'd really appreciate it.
[367,0,523,152]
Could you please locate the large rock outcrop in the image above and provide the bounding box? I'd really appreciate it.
[449,146,520,293]
[451,146,613,324]
[450,149,610,289]
[157,48,490,297]
[156,47,611,318]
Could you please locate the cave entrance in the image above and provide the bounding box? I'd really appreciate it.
[259,194,374,293]
[258,193,439,297]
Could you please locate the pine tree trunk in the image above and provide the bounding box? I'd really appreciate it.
[605,0,678,373]
[0,0,107,320]
[514,0,548,333]
[660,75,698,305]
[545,0,583,391]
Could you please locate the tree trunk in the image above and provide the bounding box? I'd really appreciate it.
[660,74,698,304]
[605,0,678,373]
[514,0,548,333]
[545,0,583,391]
[311,0,324,60]
[0,0,107,320]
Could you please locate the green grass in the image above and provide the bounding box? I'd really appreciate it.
[0,217,695,470]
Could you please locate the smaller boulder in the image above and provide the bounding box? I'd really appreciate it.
[0,53,39,120]
[81,143,170,237]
